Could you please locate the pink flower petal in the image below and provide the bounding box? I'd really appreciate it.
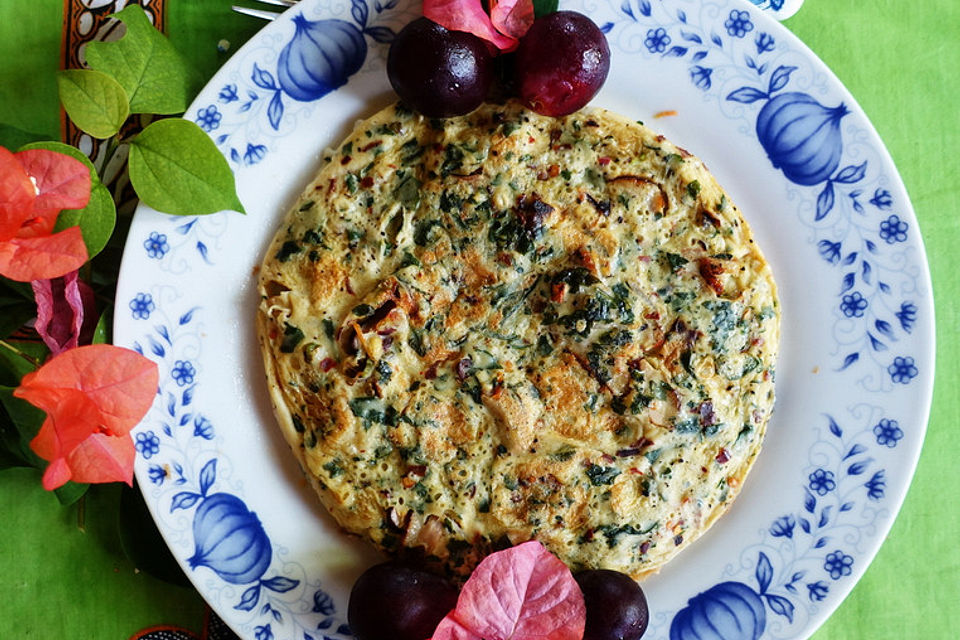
[31,270,93,356]
[0,146,36,241]
[15,344,159,438]
[489,0,534,40]
[0,226,88,282]
[16,148,91,223]
[432,541,586,640]
[423,0,519,51]
[65,431,136,487]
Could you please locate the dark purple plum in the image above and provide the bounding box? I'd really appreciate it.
[575,569,650,640]
[514,11,610,117]
[387,17,494,118]
[347,561,459,640]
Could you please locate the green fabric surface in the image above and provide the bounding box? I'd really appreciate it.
[0,0,957,638]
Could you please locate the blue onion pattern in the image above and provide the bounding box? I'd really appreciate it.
[670,581,766,640]
[879,214,908,243]
[278,15,366,102]
[755,92,849,186]
[188,492,272,585]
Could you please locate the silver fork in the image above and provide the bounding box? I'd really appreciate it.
[232,0,299,21]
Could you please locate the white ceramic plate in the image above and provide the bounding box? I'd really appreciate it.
[114,0,933,638]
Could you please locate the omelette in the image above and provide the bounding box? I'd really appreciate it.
[256,100,779,579]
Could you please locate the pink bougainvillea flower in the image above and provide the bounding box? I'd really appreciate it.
[432,540,586,640]
[423,0,534,51]
[31,270,98,356]
[0,146,90,282]
[14,344,159,490]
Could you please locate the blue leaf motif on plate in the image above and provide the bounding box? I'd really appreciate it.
[188,492,272,585]
[277,15,367,103]
[670,581,766,640]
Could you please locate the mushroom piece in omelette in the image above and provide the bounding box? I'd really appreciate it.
[256,100,780,579]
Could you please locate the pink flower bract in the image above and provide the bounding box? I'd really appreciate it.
[0,146,90,282]
[432,540,586,640]
[423,0,534,51]
[14,344,159,490]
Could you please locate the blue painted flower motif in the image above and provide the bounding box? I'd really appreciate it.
[255,625,273,640]
[244,143,268,166]
[870,188,893,209]
[756,92,849,186]
[865,470,886,500]
[690,65,713,90]
[144,232,170,259]
[896,302,918,332]
[888,356,918,384]
[823,550,853,579]
[755,32,775,54]
[808,468,836,496]
[135,431,161,459]
[219,84,239,103]
[188,492,272,584]
[171,360,197,387]
[148,464,167,485]
[670,581,766,640]
[196,105,223,132]
[807,581,829,602]
[840,291,868,318]
[817,239,842,264]
[873,419,904,447]
[644,27,671,53]
[879,214,908,243]
[770,515,795,538]
[194,415,215,440]
[278,15,367,102]
[724,10,754,38]
[129,293,155,320]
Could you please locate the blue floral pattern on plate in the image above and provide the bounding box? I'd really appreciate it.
[113,0,931,638]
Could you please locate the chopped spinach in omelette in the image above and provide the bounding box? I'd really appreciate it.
[257,100,779,579]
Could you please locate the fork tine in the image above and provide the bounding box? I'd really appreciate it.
[231,5,283,20]
[249,0,297,6]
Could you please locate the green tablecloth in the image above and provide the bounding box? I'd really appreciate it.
[0,0,957,638]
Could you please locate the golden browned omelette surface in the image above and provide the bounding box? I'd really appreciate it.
[257,100,779,579]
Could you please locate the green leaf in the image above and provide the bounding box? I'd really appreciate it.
[533,0,559,18]
[20,141,118,260]
[118,483,190,585]
[84,5,194,115]
[128,118,244,215]
[56,69,130,139]
[0,384,89,505]
[0,123,48,150]
[0,340,46,385]
[54,183,117,259]
[0,279,35,340]
[92,307,112,345]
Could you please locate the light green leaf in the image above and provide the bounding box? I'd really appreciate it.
[19,141,118,259]
[84,5,194,115]
[54,183,117,259]
[56,69,130,139]
[128,118,244,215]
